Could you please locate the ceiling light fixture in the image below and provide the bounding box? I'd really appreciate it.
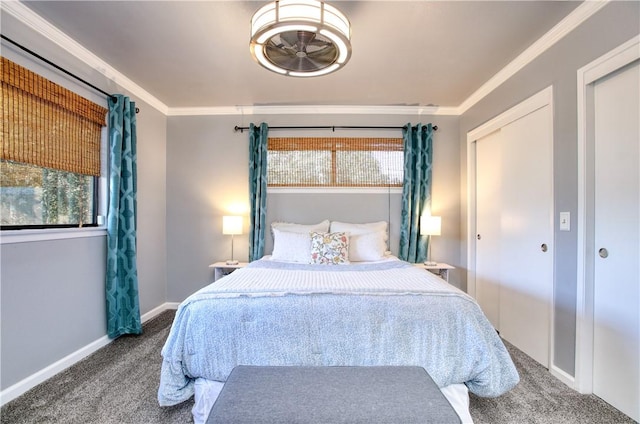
[250,0,352,77]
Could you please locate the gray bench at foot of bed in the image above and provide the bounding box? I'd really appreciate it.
[206,366,461,424]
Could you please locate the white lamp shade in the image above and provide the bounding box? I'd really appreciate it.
[222,216,243,235]
[420,215,441,236]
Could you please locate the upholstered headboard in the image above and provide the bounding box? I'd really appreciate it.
[265,191,402,256]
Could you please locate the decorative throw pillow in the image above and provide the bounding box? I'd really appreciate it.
[309,232,350,265]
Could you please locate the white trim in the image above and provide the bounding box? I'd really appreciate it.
[466,87,553,142]
[140,301,177,322]
[0,227,107,244]
[4,0,607,116]
[457,0,610,114]
[582,36,640,85]
[0,302,179,406]
[0,335,112,406]
[164,302,180,310]
[575,35,640,394]
[268,187,403,195]
[551,364,577,389]
[167,104,458,117]
[1,1,169,115]
[547,96,558,383]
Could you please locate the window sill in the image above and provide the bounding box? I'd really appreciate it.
[268,187,403,194]
[0,226,107,244]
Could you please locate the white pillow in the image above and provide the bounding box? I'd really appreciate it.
[348,232,388,261]
[330,221,388,261]
[271,228,313,263]
[330,221,388,237]
[271,220,330,234]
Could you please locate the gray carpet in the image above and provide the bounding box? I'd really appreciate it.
[1,310,634,424]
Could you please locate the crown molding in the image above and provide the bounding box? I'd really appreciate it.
[2,0,169,114]
[456,0,610,115]
[167,104,459,116]
[5,0,610,117]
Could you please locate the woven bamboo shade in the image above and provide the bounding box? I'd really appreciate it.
[268,137,404,187]
[1,56,107,176]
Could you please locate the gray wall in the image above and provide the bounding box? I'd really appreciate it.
[458,2,640,376]
[3,0,637,393]
[166,114,461,301]
[0,11,167,390]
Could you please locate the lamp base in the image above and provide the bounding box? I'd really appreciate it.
[226,260,239,265]
[423,261,438,266]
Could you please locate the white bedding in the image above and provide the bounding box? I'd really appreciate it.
[158,257,519,421]
[210,255,457,297]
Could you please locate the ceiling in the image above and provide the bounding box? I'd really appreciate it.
[18,1,582,110]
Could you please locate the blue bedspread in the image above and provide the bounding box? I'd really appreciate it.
[158,260,519,406]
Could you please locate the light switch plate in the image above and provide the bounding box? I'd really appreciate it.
[560,212,570,231]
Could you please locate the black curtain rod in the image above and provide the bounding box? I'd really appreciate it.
[1,34,139,114]
[234,125,437,133]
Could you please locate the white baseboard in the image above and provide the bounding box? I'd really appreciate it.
[140,302,178,322]
[0,302,178,406]
[164,302,180,311]
[550,364,577,390]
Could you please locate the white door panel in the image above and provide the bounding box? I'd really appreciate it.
[475,130,502,329]
[593,60,639,422]
[499,106,553,368]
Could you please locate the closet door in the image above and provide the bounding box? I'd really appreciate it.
[475,130,502,329]
[474,99,553,368]
[592,60,639,421]
[498,106,553,368]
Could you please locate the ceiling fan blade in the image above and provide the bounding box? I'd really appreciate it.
[278,31,300,48]
[306,47,338,63]
[263,46,313,71]
[307,38,330,49]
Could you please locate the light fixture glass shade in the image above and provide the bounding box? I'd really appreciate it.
[250,0,352,77]
[420,215,442,236]
[222,216,243,235]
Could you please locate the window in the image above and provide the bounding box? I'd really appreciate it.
[1,57,107,229]
[268,137,404,187]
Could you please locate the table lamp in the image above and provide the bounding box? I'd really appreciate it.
[222,216,243,265]
[420,215,441,266]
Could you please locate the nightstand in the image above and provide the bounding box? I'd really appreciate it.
[210,262,248,281]
[413,263,455,283]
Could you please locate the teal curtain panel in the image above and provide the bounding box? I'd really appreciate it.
[249,122,269,262]
[106,94,142,339]
[399,123,434,263]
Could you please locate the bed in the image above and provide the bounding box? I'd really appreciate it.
[158,221,519,423]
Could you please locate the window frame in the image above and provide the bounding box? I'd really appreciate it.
[0,173,100,231]
[0,56,108,240]
[267,137,405,189]
[0,126,109,237]
[0,123,108,244]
